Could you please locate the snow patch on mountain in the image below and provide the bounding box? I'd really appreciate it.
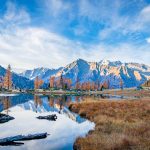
[20,67,63,82]
[54,59,150,88]
[19,59,150,88]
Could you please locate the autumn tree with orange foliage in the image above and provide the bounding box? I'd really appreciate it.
[63,78,72,89]
[76,82,81,90]
[66,79,72,89]
[101,80,109,90]
[34,76,43,90]
[86,82,91,91]
[94,83,98,91]
[81,82,85,90]
[50,76,55,88]
[75,77,81,90]
[51,76,72,90]
[91,82,95,91]
[3,65,12,90]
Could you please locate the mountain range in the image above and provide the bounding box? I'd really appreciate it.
[20,59,150,89]
[0,59,150,89]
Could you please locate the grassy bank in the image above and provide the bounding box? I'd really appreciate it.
[69,99,150,150]
[102,89,150,97]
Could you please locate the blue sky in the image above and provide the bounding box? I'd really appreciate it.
[0,0,150,71]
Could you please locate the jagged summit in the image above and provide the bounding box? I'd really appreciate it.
[20,67,62,82]
[100,59,110,65]
[99,60,122,66]
[76,58,86,62]
[72,58,88,66]
[18,59,150,88]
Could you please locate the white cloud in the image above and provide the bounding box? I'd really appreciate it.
[0,0,150,72]
[1,24,150,70]
[78,0,150,40]
[129,5,150,31]
[146,38,150,43]
[79,0,120,22]
[140,5,150,23]
[85,43,150,65]
[44,0,72,17]
[78,0,133,39]
[0,1,30,26]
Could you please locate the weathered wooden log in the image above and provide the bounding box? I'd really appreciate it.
[0,141,24,146]
[0,113,14,124]
[0,132,48,146]
[37,114,57,121]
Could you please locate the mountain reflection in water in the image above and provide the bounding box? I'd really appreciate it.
[0,94,95,150]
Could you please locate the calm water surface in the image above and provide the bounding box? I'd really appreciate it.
[0,93,133,150]
[0,94,95,150]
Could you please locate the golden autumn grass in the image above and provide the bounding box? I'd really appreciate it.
[69,98,150,150]
[102,89,150,97]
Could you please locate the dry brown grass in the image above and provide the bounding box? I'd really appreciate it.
[69,99,150,150]
[102,89,150,98]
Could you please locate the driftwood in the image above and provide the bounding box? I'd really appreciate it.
[0,141,24,146]
[0,132,48,146]
[0,113,14,124]
[37,114,57,121]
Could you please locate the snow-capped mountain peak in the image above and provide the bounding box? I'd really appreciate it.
[20,67,63,82]
[100,60,122,67]
[54,59,150,88]
[19,59,150,88]
[100,59,110,66]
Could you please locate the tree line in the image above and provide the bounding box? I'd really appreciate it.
[34,74,124,91]
[0,65,124,91]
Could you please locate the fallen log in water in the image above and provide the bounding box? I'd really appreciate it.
[37,114,57,121]
[0,113,14,124]
[0,132,48,146]
[0,141,24,146]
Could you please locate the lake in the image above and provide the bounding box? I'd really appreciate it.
[0,94,95,150]
[0,93,135,150]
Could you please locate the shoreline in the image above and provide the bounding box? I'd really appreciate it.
[1,88,150,97]
[69,98,150,150]
[0,89,150,149]
[0,87,137,95]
